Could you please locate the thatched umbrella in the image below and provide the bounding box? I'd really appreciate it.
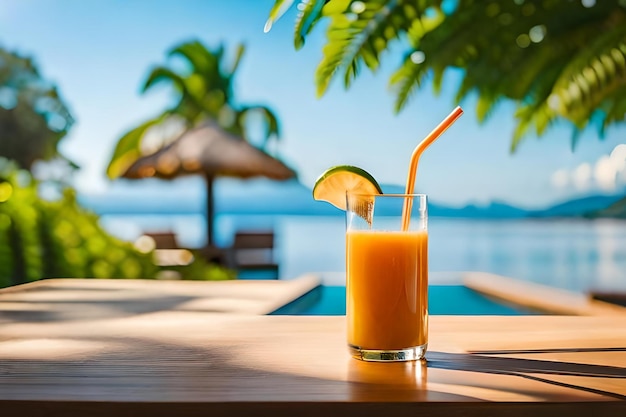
[121,121,296,247]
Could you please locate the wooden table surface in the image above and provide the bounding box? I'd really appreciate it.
[1,279,625,416]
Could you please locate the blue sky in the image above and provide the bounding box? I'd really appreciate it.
[1,0,625,208]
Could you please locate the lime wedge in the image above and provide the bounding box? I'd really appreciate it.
[312,165,383,210]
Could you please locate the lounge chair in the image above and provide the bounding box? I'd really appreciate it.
[226,230,279,279]
[144,232,179,249]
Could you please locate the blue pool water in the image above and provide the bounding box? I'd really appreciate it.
[270,285,536,315]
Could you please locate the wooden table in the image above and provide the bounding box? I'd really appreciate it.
[1,279,625,416]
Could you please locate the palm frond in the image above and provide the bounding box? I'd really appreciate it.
[511,104,540,152]
[294,0,328,49]
[264,0,296,33]
[413,0,626,148]
[389,52,429,112]
[142,66,187,94]
[237,105,281,142]
[253,105,281,143]
[510,62,564,151]
[229,43,246,75]
[602,85,626,130]
[106,115,168,179]
[168,40,215,77]
[168,40,231,96]
[511,99,558,152]
[550,23,626,126]
[316,0,414,96]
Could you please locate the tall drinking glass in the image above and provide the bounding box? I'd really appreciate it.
[345,193,428,362]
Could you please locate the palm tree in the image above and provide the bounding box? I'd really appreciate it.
[107,39,280,178]
[0,47,74,171]
[106,39,289,247]
[266,0,626,150]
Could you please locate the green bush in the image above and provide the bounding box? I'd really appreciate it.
[0,159,233,288]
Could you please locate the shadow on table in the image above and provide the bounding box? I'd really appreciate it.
[426,349,626,400]
[0,294,194,323]
[0,281,268,323]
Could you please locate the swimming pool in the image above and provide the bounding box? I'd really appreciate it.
[270,285,537,315]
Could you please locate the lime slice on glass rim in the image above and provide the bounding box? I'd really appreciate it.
[312,165,383,217]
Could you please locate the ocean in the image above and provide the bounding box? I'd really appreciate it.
[79,178,626,294]
[96,211,626,294]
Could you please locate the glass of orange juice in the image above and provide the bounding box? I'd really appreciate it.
[346,192,428,362]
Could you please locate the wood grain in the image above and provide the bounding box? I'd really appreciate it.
[1,279,625,417]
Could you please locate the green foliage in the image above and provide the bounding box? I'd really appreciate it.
[106,117,167,179]
[106,39,282,179]
[0,47,75,170]
[316,0,420,96]
[237,105,281,147]
[0,159,232,288]
[265,0,329,50]
[268,0,626,150]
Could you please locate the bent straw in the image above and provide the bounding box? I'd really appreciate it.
[401,106,464,231]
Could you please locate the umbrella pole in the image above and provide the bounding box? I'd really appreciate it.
[206,175,215,247]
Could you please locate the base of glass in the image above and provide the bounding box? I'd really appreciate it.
[349,343,427,362]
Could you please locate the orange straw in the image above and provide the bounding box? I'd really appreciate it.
[401,106,464,231]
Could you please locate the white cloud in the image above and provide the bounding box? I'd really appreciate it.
[610,144,626,172]
[594,155,616,191]
[550,169,569,188]
[551,144,626,193]
[572,162,592,191]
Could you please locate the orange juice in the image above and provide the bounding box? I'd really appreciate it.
[346,229,428,351]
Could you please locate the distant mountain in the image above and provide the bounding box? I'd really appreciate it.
[430,201,529,218]
[529,194,624,218]
[377,184,529,218]
[77,178,626,220]
[78,178,341,216]
[381,186,625,219]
